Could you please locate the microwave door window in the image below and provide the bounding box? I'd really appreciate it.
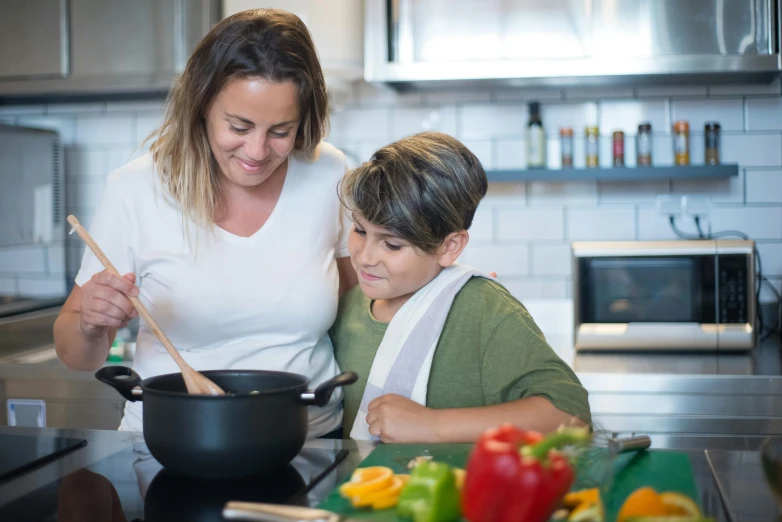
[586,258,698,323]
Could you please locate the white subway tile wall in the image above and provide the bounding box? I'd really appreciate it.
[460,103,526,139]
[599,100,669,135]
[538,102,598,136]
[721,134,782,167]
[672,98,745,131]
[469,207,494,242]
[746,170,782,203]
[136,115,163,147]
[530,243,572,276]
[528,182,598,206]
[459,244,529,277]
[18,276,67,297]
[745,97,782,132]
[495,138,526,169]
[392,106,458,137]
[0,278,17,295]
[567,207,636,241]
[0,246,47,273]
[357,81,423,107]
[758,243,782,277]
[460,140,493,169]
[47,246,67,275]
[672,169,745,204]
[497,208,564,241]
[75,116,135,145]
[598,180,671,204]
[0,82,780,303]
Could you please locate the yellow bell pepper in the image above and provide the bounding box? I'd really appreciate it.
[339,467,411,510]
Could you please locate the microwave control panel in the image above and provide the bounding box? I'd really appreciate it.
[718,255,749,324]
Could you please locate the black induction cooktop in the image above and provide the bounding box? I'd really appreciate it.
[0,441,348,522]
[0,434,88,483]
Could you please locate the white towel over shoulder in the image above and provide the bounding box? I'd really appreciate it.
[350,264,495,441]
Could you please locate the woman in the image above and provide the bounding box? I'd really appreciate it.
[53,9,358,438]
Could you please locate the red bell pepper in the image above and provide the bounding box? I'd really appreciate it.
[462,424,590,522]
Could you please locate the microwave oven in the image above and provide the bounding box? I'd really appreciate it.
[572,240,756,351]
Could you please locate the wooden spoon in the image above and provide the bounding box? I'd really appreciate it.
[67,215,225,396]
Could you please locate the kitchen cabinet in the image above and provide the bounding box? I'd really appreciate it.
[222,0,364,90]
[0,1,69,81]
[0,0,221,99]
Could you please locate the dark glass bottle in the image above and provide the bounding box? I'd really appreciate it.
[527,101,546,169]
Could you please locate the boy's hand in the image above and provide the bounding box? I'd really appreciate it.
[366,394,440,443]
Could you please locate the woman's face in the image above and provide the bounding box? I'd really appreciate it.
[205,77,300,189]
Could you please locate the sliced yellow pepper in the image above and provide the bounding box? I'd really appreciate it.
[350,475,408,508]
[338,466,395,499]
[563,488,600,509]
[338,468,413,510]
[563,488,603,522]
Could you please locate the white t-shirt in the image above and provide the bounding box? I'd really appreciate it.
[75,143,350,436]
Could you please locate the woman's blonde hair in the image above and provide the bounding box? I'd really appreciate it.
[148,9,329,232]
[339,132,488,255]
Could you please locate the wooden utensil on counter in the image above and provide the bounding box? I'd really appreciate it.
[67,215,225,396]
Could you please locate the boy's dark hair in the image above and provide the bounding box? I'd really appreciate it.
[339,132,488,254]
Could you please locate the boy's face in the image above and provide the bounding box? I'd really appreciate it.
[347,214,467,307]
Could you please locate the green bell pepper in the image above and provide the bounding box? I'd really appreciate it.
[397,461,461,522]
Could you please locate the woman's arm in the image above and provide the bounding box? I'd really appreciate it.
[54,272,139,371]
[337,256,358,297]
[54,285,116,371]
[366,394,586,444]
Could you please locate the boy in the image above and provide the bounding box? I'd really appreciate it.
[331,132,590,443]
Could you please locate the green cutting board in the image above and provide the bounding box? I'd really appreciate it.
[319,444,472,522]
[587,451,700,522]
[318,444,700,522]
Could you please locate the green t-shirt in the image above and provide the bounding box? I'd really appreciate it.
[330,277,591,435]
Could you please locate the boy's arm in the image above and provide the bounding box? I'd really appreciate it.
[366,394,585,444]
[432,397,587,442]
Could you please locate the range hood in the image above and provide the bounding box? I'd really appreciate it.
[364,0,782,90]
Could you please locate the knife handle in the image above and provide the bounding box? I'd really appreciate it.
[223,502,340,522]
[608,435,652,455]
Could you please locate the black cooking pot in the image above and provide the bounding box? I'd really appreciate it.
[95,366,357,479]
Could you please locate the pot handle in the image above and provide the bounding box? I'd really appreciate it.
[95,366,143,402]
[300,371,358,407]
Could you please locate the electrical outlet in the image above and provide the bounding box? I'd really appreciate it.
[656,195,683,216]
[682,195,712,217]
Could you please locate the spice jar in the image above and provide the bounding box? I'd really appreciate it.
[560,127,574,168]
[612,131,625,167]
[673,121,690,166]
[705,122,721,165]
[636,123,653,166]
[585,126,600,168]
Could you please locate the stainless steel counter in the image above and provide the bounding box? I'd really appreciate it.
[0,307,60,360]
[5,425,782,522]
[0,308,127,429]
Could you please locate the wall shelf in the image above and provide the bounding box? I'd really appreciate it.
[486,164,739,183]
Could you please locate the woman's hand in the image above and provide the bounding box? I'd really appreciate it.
[79,271,139,336]
[366,394,441,443]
